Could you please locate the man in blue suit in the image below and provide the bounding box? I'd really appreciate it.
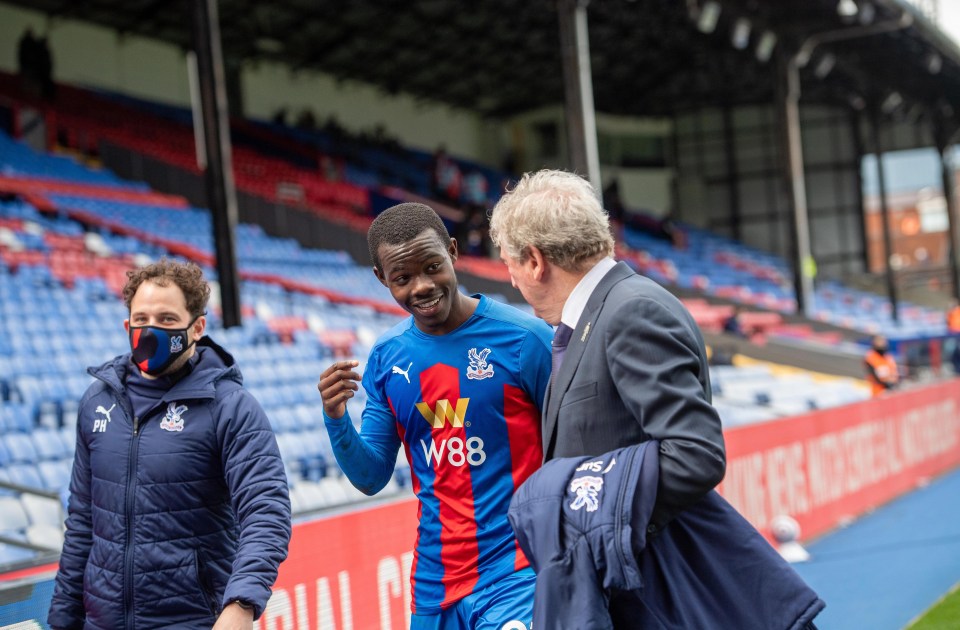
[491,170,824,629]
[490,169,725,532]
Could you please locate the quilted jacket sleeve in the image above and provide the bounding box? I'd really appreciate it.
[216,387,292,619]
[48,400,94,630]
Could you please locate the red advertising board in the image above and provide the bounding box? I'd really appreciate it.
[256,498,419,630]
[718,380,960,541]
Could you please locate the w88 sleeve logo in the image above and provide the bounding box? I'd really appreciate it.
[419,436,487,467]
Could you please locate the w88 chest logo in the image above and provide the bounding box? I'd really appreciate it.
[415,395,486,466]
[420,436,487,467]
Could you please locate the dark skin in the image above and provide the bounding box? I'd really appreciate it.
[318,229,478,419]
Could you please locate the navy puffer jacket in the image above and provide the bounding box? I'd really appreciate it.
[48,337,291,630]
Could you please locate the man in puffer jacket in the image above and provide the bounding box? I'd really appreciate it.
[508,440,824,630]
[49,259,291,630]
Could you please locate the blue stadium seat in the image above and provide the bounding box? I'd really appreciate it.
[0,440,10,466]
[5,464,45,491]
[0,541,37,565]
[59,426,77,456]
[61,399,81,428]
[20,493,64,528]
[3,433,39,464]
[0,403,33,432]
[0,496,29,533]
[37,401,61,429]
[38,460,72,491]
[32,429,67,461]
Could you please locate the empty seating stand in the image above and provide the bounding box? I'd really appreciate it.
[0,101,880,524]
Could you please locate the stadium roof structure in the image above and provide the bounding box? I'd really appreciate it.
[10,0,960,124]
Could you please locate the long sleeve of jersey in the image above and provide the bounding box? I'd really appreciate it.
[322,362,401,494]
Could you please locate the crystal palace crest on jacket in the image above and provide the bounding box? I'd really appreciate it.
[160,403,188,432]
[569,476,604,512]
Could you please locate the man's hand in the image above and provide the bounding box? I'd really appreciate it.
[212,601,253,630]
[318,360,361,419]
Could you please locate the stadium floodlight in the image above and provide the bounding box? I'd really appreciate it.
[696,1,722,34]
[755,30,777,62]
[732,17,751,50]
[881,91,903,114]
[837,0,858,18]
[813,52,836,79]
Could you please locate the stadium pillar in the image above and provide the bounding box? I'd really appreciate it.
[779,14,912,318]
[850,109,871,273]
[191,0,242,328]
[557,0,602,194]
[781,55,816,318]
[721,103,742,242]
[870,107,899,323]
[935,127,960,300]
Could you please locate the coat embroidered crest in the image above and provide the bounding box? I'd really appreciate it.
[160,402,188,432]
[569,475,604,512]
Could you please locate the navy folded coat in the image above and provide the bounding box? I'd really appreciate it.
[508,440,824,629]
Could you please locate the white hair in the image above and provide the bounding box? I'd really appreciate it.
[489,170,614,271]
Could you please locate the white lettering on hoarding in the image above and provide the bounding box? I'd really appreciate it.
[764,442,808,518]
[377,553,415,630]
[722,452,765,526]
[721,396,960,532]
[401,552,413,630]
[261,588,294,630]
[295,582,310,630]
[338,571,354,630]
[316,579,334,629]
[378,556,401,630]
[260,571,354,630]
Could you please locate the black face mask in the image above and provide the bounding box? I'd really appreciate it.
[129,317,199,376]
[873,346,888,356]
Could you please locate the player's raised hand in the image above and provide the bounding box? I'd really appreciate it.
[318,360,361,419]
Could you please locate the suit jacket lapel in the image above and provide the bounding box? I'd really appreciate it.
[543,262,635,459]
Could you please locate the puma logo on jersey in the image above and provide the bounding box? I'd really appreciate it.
[392,362,413,383]
[93,404,115,433]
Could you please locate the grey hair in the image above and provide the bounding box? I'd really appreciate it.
[489,170,614,272]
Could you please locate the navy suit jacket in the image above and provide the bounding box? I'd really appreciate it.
[544,261,726,528]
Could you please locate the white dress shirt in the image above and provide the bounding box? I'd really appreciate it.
[560,257,617,330]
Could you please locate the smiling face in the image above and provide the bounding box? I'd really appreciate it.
[375,229,470,335]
